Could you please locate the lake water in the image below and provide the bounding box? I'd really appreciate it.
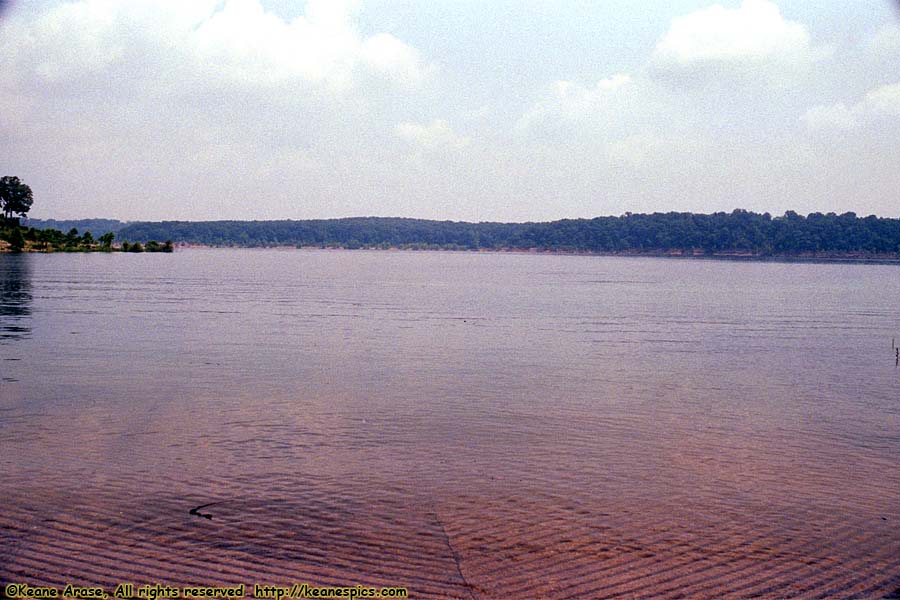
[1,249,899,599]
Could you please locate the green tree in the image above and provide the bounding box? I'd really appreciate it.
[65,228,80,246]
[0,176,34,221]
[98,232,115,248]
[8,226,25,251]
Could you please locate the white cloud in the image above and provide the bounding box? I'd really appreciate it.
[190,0,357,89]
[800,103,859,130]
[516,74,633,132]
[866,23,900,59]
[651,0,818,85]
[27,1,124,82]
[0,0,439,219]
[3,0,431,92]
[395,119,469,151]
[802,82,900,130]
[304,0,359,29]
[864,82,900,117]
[189,0,431,91]
[360,33,432,86]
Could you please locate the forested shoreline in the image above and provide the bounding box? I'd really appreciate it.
[24,210,900,258]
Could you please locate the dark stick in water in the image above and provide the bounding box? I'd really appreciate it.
[189,501,223,520]
[432,508,476,599]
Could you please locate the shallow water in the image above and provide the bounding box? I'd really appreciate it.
[1,250,899,598]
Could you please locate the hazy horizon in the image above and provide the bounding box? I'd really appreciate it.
[22,206,898,225]
[2,1,899,222]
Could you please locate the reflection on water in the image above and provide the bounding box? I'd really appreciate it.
[0,253,31,343]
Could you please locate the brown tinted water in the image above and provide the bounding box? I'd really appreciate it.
[1,250,899,599]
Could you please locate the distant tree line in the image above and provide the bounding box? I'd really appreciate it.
[113,210,900,256]
[24,218,128,236]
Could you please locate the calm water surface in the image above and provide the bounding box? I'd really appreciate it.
[1,250,899,598]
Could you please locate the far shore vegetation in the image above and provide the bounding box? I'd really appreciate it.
[26,210,900,260]
[6,174,900,259]
[0,175,171,254]
[0,223,173,253]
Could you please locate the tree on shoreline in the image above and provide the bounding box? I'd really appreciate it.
[0,176,34,222]
[0,179,168,253]
[8,226,25,252]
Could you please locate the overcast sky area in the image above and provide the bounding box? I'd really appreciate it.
[1,0,899,222]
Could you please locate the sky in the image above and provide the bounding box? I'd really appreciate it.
[1,0,899,222]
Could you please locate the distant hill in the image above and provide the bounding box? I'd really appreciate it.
[109,211,900,257]
[19,212,900,257]
[24,218,128,236]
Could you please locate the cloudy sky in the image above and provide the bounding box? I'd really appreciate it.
[1,0,898,221]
